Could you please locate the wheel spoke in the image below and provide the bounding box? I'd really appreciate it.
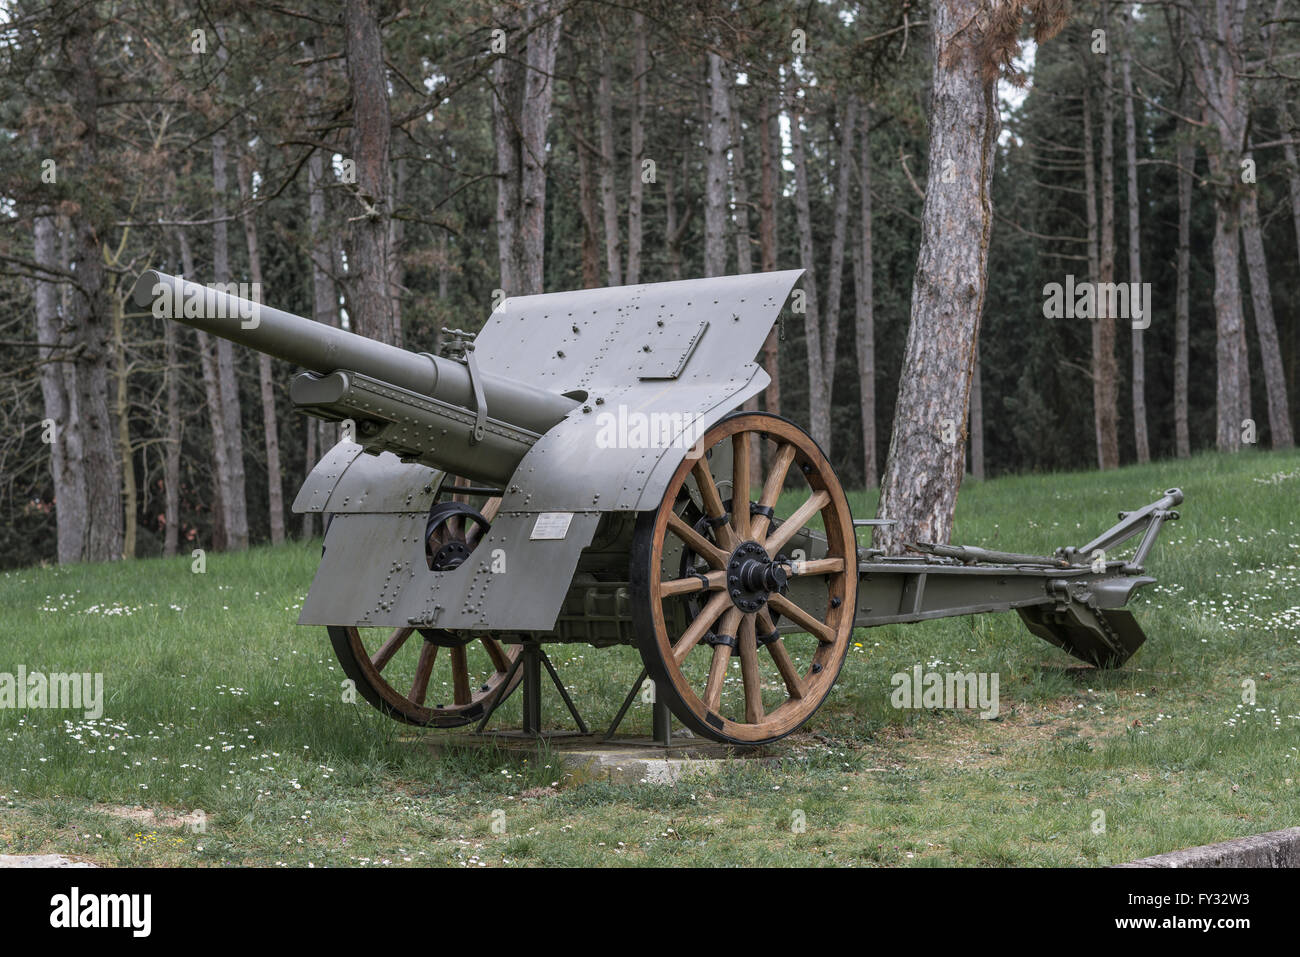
[756,610,805,700]
[767,592,835,643]
[466,497,502,546]
[703,608,742,710]
[450,645,472,705]
[671,590,730,663]
[737,614,764,723]
[481,634,510,673]
[765,489,830,557]
[792,557,845,576]
[371,627,414,672]
[658,568,726,598]
[692,459,737,549]
[752,443,797,540]
[731,432,751,540]
[666,511,727,568]
[409,640,438,705]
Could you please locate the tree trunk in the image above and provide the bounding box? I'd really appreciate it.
[33,206,87,563]
[1239,180,1294,448]
[1284,107,1300,277]
[664,153,692,281]
[1082,91,1109,463]
[1121,14,1149,463]
[303,40,338,540]
[163,307,181,557]
[56,214,88,554]
[1174,138,1193,458]
[64,7,121,561]
[730,79,753,275]
[598,26,622,286]
[388,155,408,348]
[758,90,781,418]
[790,98,827,449]
[819,96,858,441]
[1188,0,1249,451]
[1206,148,1247,450]
[178,227,230,552]
[665,169,680,281]
[853,106,877,489]
[343,0,396,343]
[211,125,249,550]
[111,285,136,558]
[874,0,999,551]
[238,150,286,543]
[520,4,562,294]
[704,52,730,277]
[729,80,761,486]
[1096,3,1120,470]
[491,6,523,295]
[492,2,563,295]
[626,16,647,285]
[576,123,601,288]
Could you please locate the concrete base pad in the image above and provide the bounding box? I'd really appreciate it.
[418,732,779,785]
[0,855,96,868]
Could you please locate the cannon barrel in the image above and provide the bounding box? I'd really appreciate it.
[132,269,579,486]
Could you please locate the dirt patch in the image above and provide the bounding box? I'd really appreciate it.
[883,696,1141,769]
[101,805,205,830]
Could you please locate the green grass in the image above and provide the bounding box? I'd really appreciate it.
[2,447,1299,866]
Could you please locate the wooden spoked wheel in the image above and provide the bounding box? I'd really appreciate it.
[327,627,521,727]
[630,412,857,745]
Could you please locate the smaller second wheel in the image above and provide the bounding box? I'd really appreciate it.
[328,626,521,727]
[630,412,858,745]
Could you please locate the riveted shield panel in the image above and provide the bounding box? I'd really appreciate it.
[298,508,602,630]
[473,270,802,513]
[292,441,444,514]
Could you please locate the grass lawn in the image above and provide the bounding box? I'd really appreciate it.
[2,446,1298,867]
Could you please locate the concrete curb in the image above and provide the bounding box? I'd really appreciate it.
[0,855,97,868]
[1117,827,1300,868]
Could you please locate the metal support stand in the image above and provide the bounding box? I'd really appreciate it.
[521,642,542,734]
[475,638,587,736]
[653,697,673,747]
[604,667,673,746]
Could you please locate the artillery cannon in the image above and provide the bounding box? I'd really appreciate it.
[133,269,1182,746]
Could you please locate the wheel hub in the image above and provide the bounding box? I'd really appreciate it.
[428,540,471,570]
[726,540,789,612]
